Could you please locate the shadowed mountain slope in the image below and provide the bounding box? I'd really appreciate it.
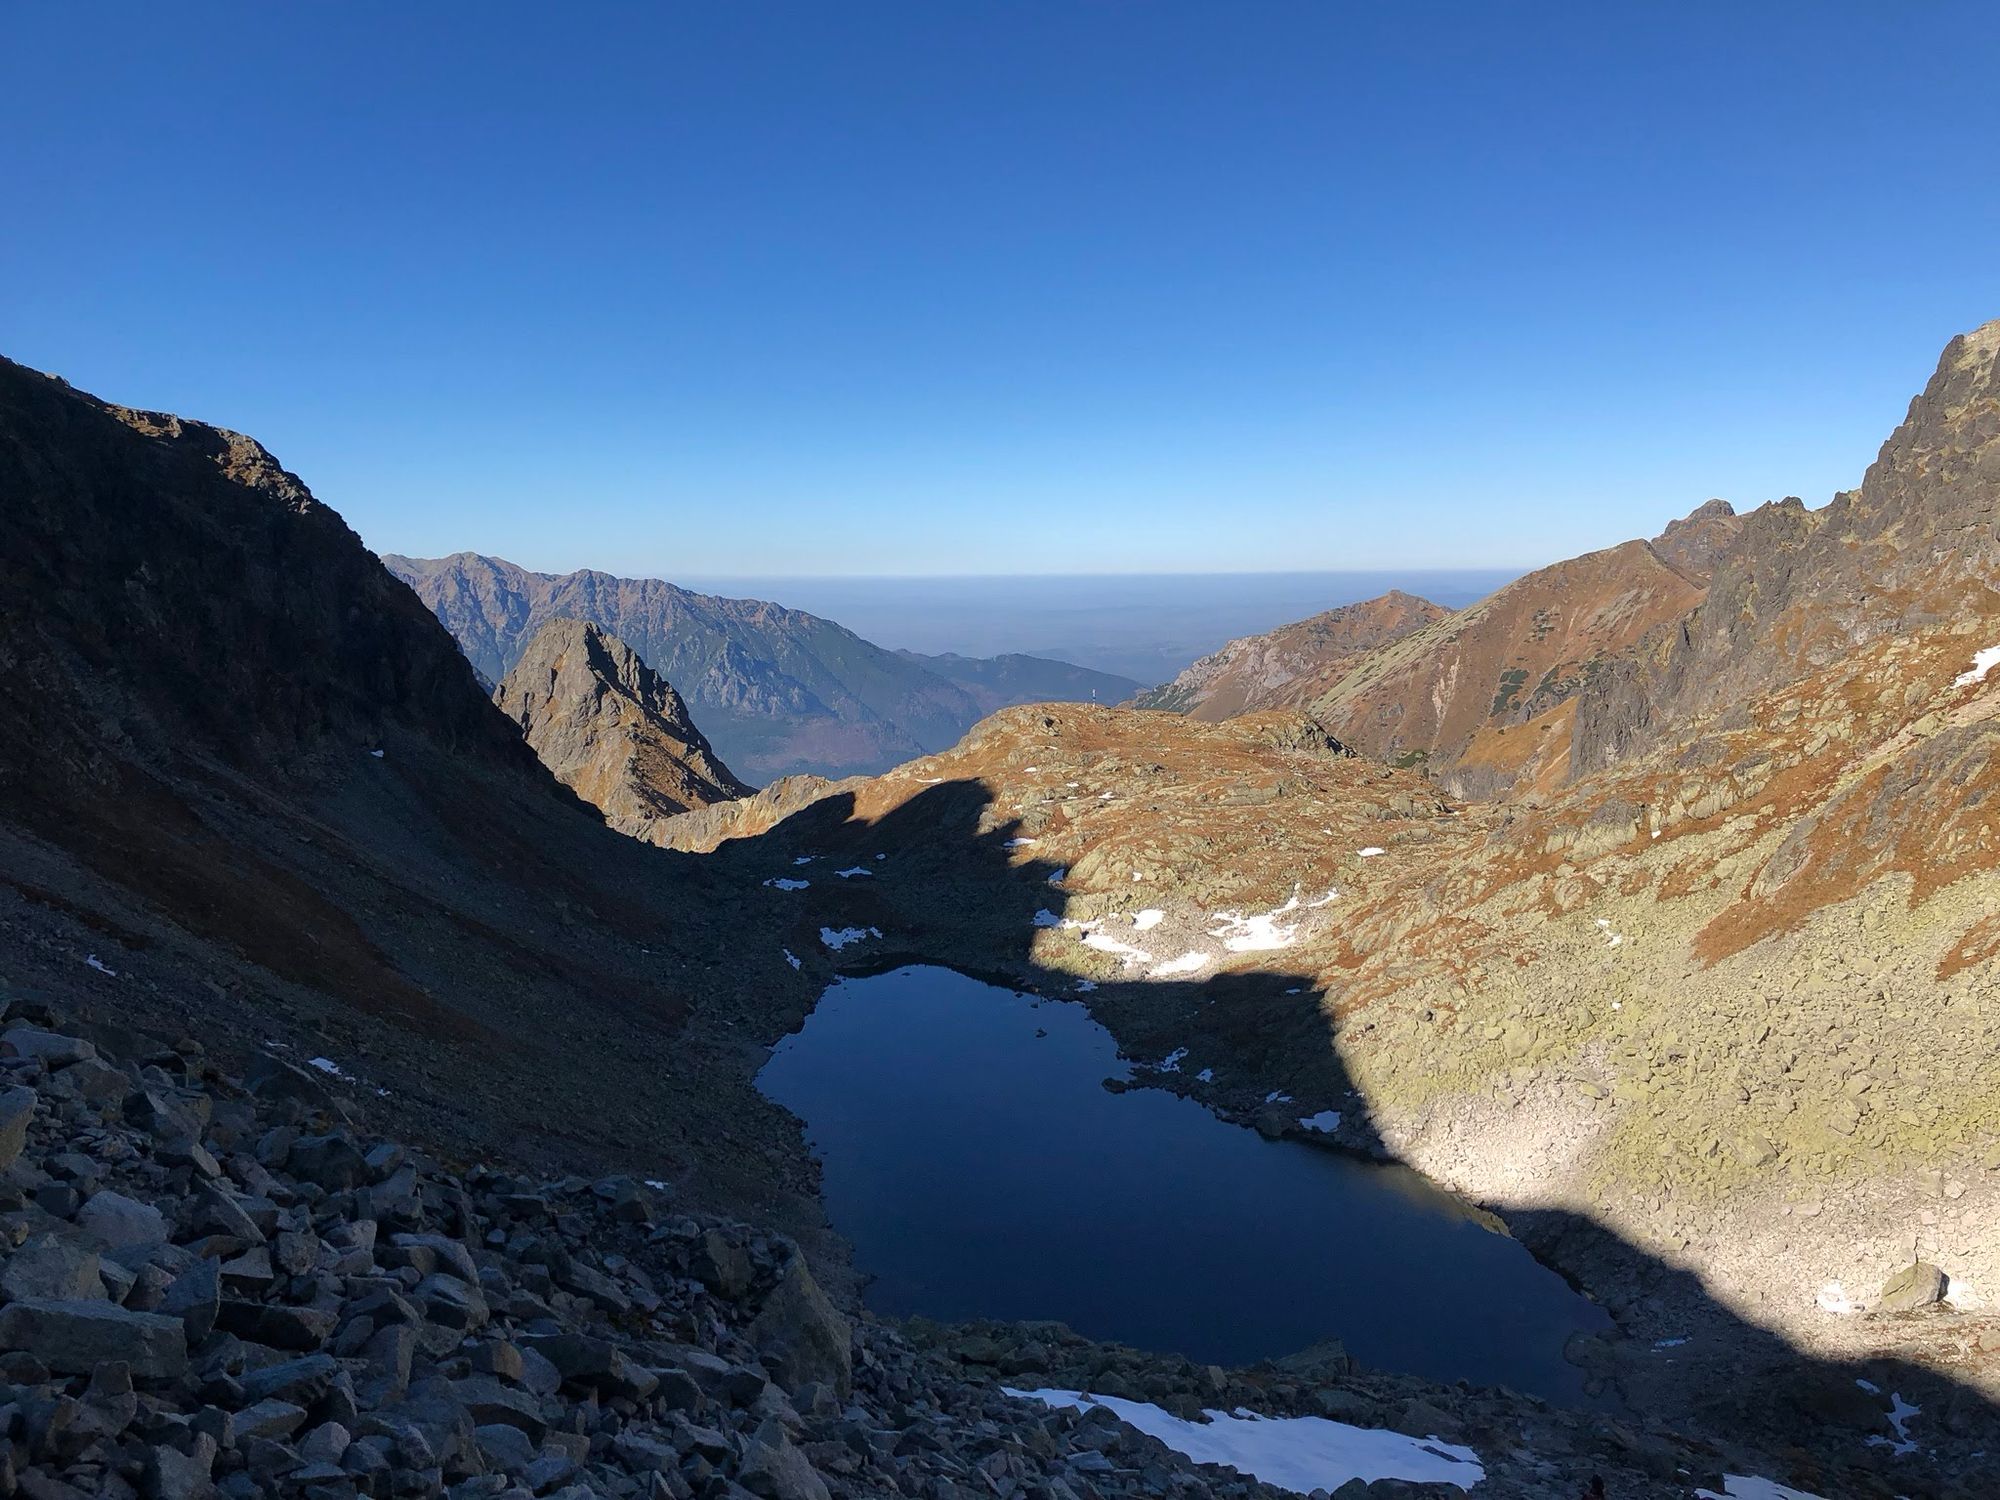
[0,355,815,1225]
[1128,589,1448,721]
[494,617,750,841]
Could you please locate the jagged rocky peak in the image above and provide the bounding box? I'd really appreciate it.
[494,617,752,840]
[1650,497,1740,583]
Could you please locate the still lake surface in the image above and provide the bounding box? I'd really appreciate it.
[757,965,1611,1405]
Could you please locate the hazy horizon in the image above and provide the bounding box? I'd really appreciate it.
[8,5,1995,579]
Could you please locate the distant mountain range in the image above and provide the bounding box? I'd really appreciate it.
[383,552,1140,783]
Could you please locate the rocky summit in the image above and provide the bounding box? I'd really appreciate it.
[494,619,751,841]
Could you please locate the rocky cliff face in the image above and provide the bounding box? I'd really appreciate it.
[385,555,996,784]
[1128,591,1447,722]
[1297,505,1743,798]
[1573,320,2000,777]
[494,619,751,841]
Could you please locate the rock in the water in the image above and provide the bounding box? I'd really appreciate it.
[0,1298,187,1380]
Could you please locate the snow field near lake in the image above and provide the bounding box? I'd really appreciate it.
[1002,1389,1485,1494]
[818,926,881,951]
[1694,1477,1827,1500]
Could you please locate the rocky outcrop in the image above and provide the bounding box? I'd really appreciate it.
[1129,591,1447,722]
[1573,321,2000,777]
[494,619,751,841]
[1300,504,1742,798]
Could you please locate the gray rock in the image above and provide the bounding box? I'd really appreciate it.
[215,1299,336,1351]
[474,1422,536,1473]
[75,1189,168,1249]
[235,1400,310,1441]
[693,1230,754,1300]
[237,1353,339,1406]
[0,1028,97,1068]
[747,1257,852,1397]
[288,1133,369,1191]
[144,1432,217,1500]
[161,1258,221,1342]
[737,1414,831,1500]
[450,1375,549,1437]
[0,1085,35,1170]
[0,1233,104,1302]
[415,1271,489,1331]
[1876,1261,1947,1315]
[0,1297,187,1379]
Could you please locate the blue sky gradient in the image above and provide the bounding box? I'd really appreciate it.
[5,3,1997,576]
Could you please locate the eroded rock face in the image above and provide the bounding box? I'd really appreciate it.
[1574,320,2000,777]
[1129,591,1448,723]
[494,617,752,839]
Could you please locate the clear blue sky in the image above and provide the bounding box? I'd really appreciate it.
[5,3,1996,577]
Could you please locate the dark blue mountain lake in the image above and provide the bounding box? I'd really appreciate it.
[757,964,1612,1405]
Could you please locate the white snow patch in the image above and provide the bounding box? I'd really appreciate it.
[1855,1378,1881,1395]
[1196,1068,1215,1083]
[1652,1336,1690,1350]
[1047,867,1067,887]
[1005,837,1036,849]
[1002,1390,1484,1494]
[1953,645,2000,688]
[1298,1110,1342,1133]
[1157,1048,1189,1073]
[1074,980,1097,993]
[764,878,810,891]
[643,1179,668,1190]
[1151,952,1209,978]
[781,949,802,971]
[834,867,872,879]
[1032,909,1063,928]
[369,749,385,759]
[1945,1277,1982,1310]
[818,926,880,951]
[1080,928,1155,968]
[1210,892,1305,953]
[1867,1392,1920,1456]
[1132,909,1165,932]
[1695,1478,1828,1500]
[1306,888,1338,908]
[1816,1281,1861,1315]
[1023,765,1038,772]
[1357,846,1385,858]
[1264,1091,1293,1105]
[307,1057,350,1078]
[792,855,814,866]
[84,954,118,977]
